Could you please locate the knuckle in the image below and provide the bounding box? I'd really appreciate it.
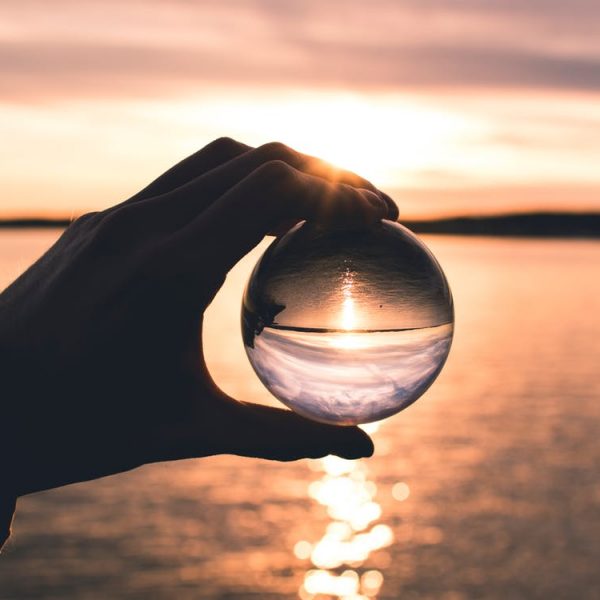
[259,141,297,163]
[255,159,295,187]
[71,211,101,230]
[208,136,243,154]
[60,211,102,246]
[92,206,140,248]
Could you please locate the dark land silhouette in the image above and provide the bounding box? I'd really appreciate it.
[2,212,600,238]
[403,212,600,238]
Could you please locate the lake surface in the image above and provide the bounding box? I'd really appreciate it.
[1,230,599,599]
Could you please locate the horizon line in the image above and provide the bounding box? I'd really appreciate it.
[1,212,599,239]
[0,210,599,226]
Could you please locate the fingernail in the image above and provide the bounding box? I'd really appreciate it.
[382,192,398,217]
[359,189,387,218]
[338,432,375,459]
[359,437,375,458]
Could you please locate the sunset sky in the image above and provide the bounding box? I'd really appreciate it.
[1,0,599,218]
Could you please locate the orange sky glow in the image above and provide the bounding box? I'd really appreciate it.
[1,0,599,219]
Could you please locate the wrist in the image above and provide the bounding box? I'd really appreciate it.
[0,423,17,551]
[0,341,33,498]
[0,493,16,552]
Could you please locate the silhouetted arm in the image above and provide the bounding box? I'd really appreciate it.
[0,138,397,551]
[0,497,15,551]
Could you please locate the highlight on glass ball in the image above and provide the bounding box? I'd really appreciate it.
[241,220,454,425]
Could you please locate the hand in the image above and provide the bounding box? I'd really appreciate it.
[0,138,398,497]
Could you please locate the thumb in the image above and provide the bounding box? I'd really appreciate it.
[151,396,375,464]
[221,400,375,461]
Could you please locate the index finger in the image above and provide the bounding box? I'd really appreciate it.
[172,160,387,273]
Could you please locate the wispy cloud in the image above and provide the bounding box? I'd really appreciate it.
[1,0,600,101]
[3,40,600,102]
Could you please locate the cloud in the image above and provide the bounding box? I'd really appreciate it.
[1,39,599,103]
[1,0,599,102]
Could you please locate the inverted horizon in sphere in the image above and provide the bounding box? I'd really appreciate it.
[242,221,454,424]
[245,323,453,425]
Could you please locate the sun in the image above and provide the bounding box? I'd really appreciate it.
[286,95,469,188]
[191,90,476,190]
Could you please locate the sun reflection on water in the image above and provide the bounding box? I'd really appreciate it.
[296,424,393,599]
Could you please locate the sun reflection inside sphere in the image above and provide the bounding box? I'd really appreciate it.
[341,297,356,331]
[329,266,369,351]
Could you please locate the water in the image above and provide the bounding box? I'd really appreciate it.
[1,231,600,599]
[245,323,453,425]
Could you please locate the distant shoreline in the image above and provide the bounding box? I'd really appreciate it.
[401,213,600,238]
[1,212,599,238]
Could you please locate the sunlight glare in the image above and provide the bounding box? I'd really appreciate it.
[299,434,392,599]
[341,296,356,331]
[329,267,368,350]
[169,90,483,188]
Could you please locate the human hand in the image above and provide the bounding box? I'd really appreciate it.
[0,138,398,498]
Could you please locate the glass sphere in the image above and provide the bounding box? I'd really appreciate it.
[242,220,454,425]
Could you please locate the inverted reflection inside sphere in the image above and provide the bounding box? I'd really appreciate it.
[242,220,454,425]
